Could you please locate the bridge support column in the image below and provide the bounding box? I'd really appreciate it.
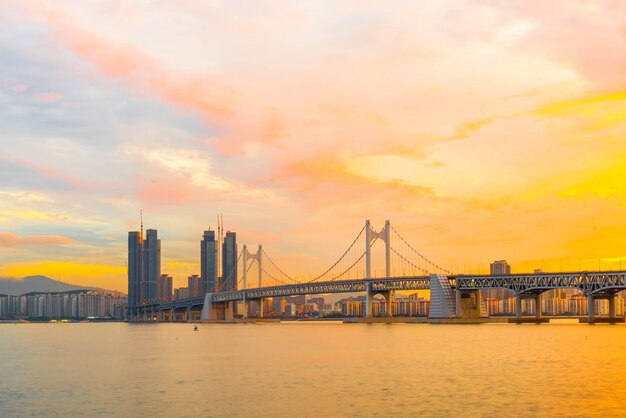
[587,294,595,321]
[384,291,394,317]
[365,282,371,317]
[515,294,522,320]
[187,306,191,322]
[384,220,390,279]
[609,295,616,319]
[225,302,234,320]
[365,220,371,279]
[258,298,264,319]
[455,289,461,318]
[242,292,248,319]
[150,307,154,321]
[535,294,542,319]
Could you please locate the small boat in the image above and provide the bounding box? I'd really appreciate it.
[193,325,198,331]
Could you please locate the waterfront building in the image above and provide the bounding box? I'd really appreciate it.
[174,287,189,300]
[142,229,160,303]
[490,260,511,275]
[0,291,127,320]
[201,229,218,294]
[128,231,142,307]
[157,274,173,301]
[188,275,201,298]
[221,231,237,291]
[284,303,297,316]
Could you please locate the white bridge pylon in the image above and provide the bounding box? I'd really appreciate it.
[242,244,262,319]
[242,244,262,290]
[365,219,390,279]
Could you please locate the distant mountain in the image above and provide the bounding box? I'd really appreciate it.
[0,275,98,296]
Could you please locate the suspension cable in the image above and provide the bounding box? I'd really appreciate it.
[261,248,299,283]
[390,225,452,275]
[390,246,430,275]
[308,225,366,283]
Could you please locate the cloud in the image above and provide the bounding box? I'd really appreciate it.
[33,91,61,102]
[447,116,497,140]
[0,231,77,247]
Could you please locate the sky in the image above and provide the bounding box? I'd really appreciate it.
[0,0,625,292]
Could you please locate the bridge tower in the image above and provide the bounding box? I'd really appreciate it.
[242,244,262,319]
[365,220,391,318]
[365,219,391,279]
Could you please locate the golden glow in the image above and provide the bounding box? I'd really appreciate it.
[1,1,626,288]
[0,261,126,290]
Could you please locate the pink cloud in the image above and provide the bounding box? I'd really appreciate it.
[16,2,239,139]
[33,92,61,102]
[0,231,77,247]
[0,155,85,190]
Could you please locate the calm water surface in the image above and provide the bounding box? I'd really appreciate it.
[1,321,626,417]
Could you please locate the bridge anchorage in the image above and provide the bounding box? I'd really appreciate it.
[128,220,626,324]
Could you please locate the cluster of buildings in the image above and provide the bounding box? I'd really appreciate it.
[128,225,238,306]
[335,293,430,317]
[484,292,625,317]
[484,260,625,316]
[0,290,128,320]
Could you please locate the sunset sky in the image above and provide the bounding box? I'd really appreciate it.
[1,1,625,291]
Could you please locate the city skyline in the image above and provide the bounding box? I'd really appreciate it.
[1,1,626,293]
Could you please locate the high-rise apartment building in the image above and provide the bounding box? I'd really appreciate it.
[142,229,160,302]
[221,231,237,291]
[201,229,218,294]
[188,275,201,298]
[128,227,161,306]
[128,231,143,307]
[490,260,511,275]
[157,274,173,301]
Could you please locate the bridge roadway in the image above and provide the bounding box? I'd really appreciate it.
[130,270,626,321]
[211,270,626,302]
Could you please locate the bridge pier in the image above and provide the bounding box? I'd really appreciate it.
[365,282,371,318]
[258,298,264,319]
[535,294,542,320]
[378,291,393,317]
[186,306,191,322]
[242,292,248,319]
[455,289,484,319]
[587,294,594,321]
[201,300,234,321]
[512,293,547,323]
[581,293,625,323]
[609,294,615,319]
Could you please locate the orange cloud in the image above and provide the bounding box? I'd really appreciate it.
[0,231,77,247]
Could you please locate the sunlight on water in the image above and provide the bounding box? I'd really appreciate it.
[1,322,626,417]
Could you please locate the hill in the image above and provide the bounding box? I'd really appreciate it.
[0,275,99,296]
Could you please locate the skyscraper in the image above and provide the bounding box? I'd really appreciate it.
[201,229,218,294]
[221,231,237,291]
[128,231,143,307]
[142,229,161,303]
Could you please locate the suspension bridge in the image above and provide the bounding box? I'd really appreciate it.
[129,220,626,324]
